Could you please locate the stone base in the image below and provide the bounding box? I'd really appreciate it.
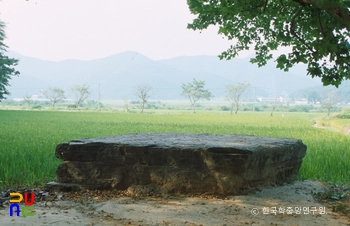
[46,133,307,195]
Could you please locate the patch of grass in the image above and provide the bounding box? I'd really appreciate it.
[313,183,350,216]
[315,115,350,133]
[336,109,350,119]
[1,110,349,188]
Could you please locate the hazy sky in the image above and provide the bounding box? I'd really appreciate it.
[0,0,251,61]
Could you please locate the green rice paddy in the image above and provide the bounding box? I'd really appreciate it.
[1,110,349,188]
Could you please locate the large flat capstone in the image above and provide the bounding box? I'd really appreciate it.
[46,133,307,195]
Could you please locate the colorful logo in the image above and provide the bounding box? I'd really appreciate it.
[9,192,35,217]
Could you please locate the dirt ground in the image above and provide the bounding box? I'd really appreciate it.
[0,180,349,226]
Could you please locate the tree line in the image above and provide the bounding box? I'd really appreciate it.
[28,79,250,114]
[135,79,250,114]
[15,78,347,116]
[39,83,91,108]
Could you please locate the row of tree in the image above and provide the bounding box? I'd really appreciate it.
[40,84,90,107]
[181,79,250,114]
[133,80,346,116]
[133,79,250,114]
[36,79,251,114]
[132,79,251,114]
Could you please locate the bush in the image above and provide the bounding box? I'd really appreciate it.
[221,106,230,111]
[86,100,103,108]
[146,102,158,109]
[261,104,269,109]
[67,104,77,109]
[289,105,314,112]
[130,100,140,104]
[335,109,350,119]
[0,99,18,106]
[32,105,42,109]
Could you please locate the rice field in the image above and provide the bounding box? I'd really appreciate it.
[1,109,349,189]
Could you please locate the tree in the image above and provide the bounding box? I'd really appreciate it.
[41,87,65,107]
[225,82,250,114]
[123,98,129,112]
[23,92,31,107]
[181,78,213,113]
[135,84,152,113]
[0,21,20,101]
[187,0,350,87]
[71,83,91,107]
[322,90,338,116]
[270,97,279,116]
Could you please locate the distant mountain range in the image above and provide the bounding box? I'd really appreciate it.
[6,50,327,100]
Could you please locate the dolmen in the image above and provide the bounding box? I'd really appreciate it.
[46,133,307,195]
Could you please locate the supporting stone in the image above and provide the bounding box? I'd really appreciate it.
[46,133,307,195]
